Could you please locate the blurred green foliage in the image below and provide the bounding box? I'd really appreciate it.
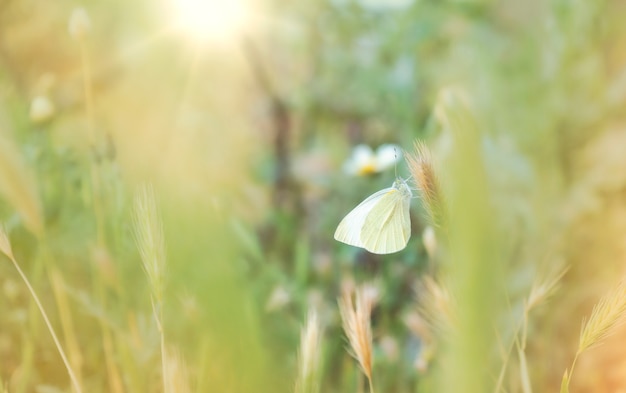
[1,0,626,392]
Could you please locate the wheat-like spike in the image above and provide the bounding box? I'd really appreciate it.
[163,347,190,393]
[405,141,446,228]
[578,279,626,354]
[132,184,166,301]
[132,184,170,392]
[338,285,374,383]
[416,276,456,334]
[434,87,478,140]
[526,266,569,312]
[0,225,83,393]
[295,310,323,393]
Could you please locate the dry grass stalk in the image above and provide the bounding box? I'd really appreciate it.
[561,278,626,392]
[0,138,43,236]
[578,279,626,353]
[405,141,446,228]
[295,310,323,393]
[416,276,456,334]
[338,285,375,392]
[526,266,568,312]
[496,265,568,393]
[164,347,191,393]
[0,225,83,393]
[50,268,84,389]
[433,87,477,140]
[133,184,166,301]
[517,343,532,393]
[132,184,169,392]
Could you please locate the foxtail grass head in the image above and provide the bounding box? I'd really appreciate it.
[69,7,91,40]
[338,285,375,384]
[406,141,447,229]
[133,184,166,301]
[295,310,324,393]
[526,265,568,312]
[163,347,191,393]
[416,276,456,336]
[578,279,626,354]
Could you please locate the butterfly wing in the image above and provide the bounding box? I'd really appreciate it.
[334,188,394,248]
[360,188,411,254]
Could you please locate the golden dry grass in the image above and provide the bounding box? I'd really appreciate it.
[578,280,626,354]
[338,285,375,392]
[405,141,446,229]
[295,310,323,393]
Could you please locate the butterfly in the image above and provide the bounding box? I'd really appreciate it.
[334,178,412,254]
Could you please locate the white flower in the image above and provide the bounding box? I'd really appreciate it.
[343,144,401,176]
[29,95,55,124]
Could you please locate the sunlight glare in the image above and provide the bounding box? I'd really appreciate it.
[171,0,250,43]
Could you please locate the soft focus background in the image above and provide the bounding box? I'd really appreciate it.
[2,0,626,392]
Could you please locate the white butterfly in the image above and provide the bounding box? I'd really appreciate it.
[334,178,412,254]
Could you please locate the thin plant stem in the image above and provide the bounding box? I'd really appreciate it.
[49,268,84,388]
[6,252,83,393]
[152,296,169,393]
[494,297,532,392]
[494,297,521,392]
[78,34,126,392]
[566,353,580,391]
[79,37,105,247]
[38,230,84,392]
[368,375,375,393]
[95,274,125,393]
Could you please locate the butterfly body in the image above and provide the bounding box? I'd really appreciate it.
[334,179,412,254]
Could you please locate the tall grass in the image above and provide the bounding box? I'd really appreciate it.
[295,310,324,393]
[560,279,626,392]
[0,227,82,393]
[0,0,624,392]
[338,285,376,393]
[132,184,169,392]
[430,88,502,393]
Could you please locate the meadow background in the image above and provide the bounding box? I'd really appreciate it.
[1,0,626,392]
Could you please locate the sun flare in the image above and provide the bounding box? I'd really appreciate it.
[170,0,250,43]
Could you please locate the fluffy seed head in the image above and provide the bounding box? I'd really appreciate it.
[338,285,374,381]
[295,310,324,393]
[406,141,446,228]
[133,184,166,300]
[69,8,91,39]
[578,279,626,354]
